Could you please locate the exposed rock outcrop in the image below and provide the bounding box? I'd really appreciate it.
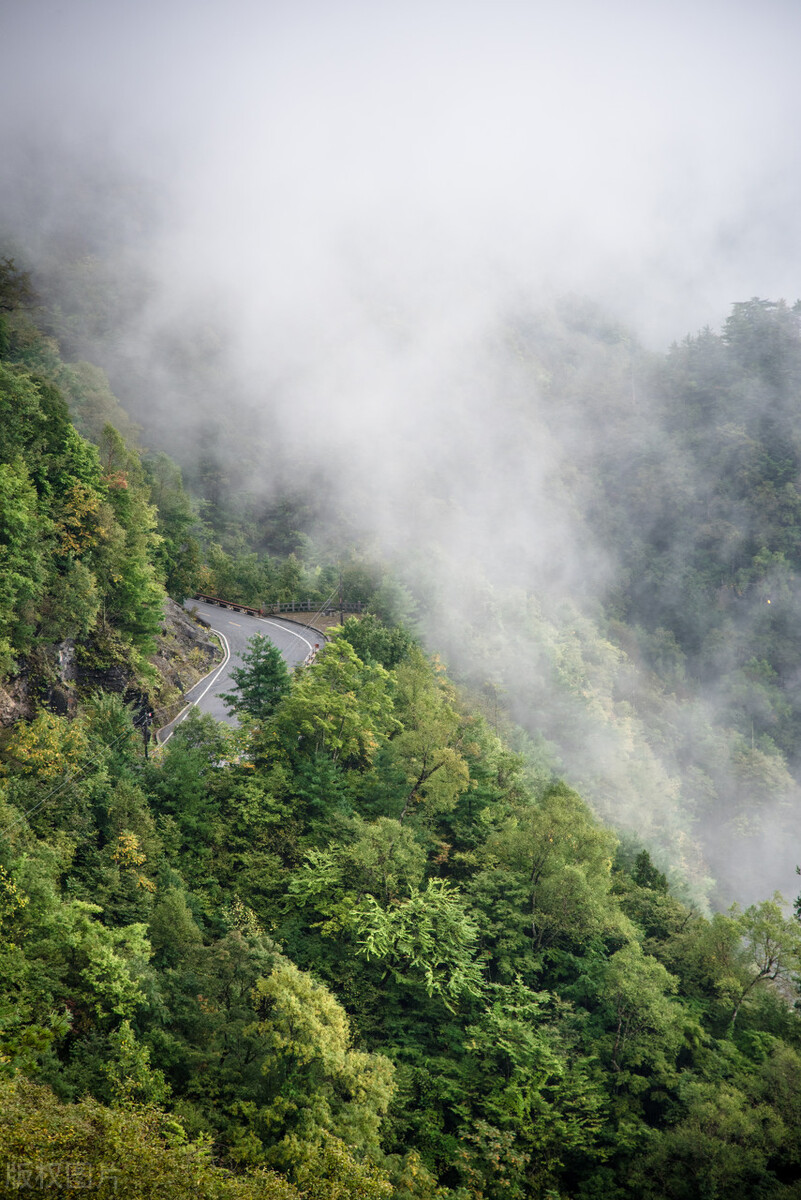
[0,599,221,729]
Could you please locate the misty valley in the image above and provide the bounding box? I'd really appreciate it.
[7,0,801,1191]
[3,237,801,1200]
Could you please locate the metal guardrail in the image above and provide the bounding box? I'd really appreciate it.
[192,594,364,617]
[193,593,264,616]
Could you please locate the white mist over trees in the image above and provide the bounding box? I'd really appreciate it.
[3,0,801,902]
[8,9,801,1194]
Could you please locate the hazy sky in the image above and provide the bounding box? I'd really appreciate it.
[2,0,800,346]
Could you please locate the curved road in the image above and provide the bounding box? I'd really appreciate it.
[158,599,324,743]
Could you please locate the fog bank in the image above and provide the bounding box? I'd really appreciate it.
[3,0,801,903]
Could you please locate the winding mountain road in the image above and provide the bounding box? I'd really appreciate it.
[157,599,324,743]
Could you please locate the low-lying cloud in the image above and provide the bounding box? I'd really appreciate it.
[3,0,801,903]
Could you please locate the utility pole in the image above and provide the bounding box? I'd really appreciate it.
[339,567,344,626]
[142,707,153,760]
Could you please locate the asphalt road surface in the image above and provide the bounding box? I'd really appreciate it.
[157,599,324,743]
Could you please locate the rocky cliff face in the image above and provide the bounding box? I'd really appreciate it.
[0,667,38,727]
[0,600,221,728]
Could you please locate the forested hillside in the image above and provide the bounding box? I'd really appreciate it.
[396,298,801,907]
[17,201,801,905]
[4,255,801,1198]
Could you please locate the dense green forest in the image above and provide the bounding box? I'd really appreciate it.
[4,252,801,1198]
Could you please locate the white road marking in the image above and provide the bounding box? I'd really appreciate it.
[193,628,232,703]
[158,627,231,746]
[257,617,315,654]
